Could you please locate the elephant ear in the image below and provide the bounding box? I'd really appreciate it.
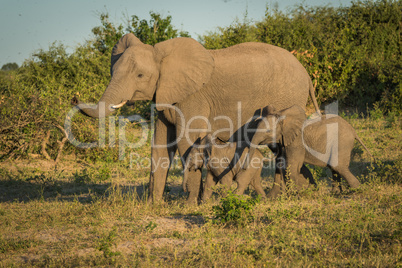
[110,33,143,76]
[262,105,278,117]
[280,105,306,146]
[154,38,215,111]
[200,134,213,161]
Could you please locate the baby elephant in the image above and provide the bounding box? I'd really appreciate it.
[247,105,373,194]
[183,134,266,201]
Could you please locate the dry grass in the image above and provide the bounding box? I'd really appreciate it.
[0,116,400,267]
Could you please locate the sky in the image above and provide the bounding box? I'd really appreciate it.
[0,0,352,67]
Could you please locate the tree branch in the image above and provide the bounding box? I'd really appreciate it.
[41,130,52,160]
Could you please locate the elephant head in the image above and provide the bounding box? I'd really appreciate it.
[245,105,306,168]
[185,134,213,171]
[183,134,212,191]
[72,33,215,117]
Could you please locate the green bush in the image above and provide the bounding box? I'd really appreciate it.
[0,12,188,161]
[365,155,402,185]
[1,2,400,162]
[212,191,260,227]
[201,0,401,114]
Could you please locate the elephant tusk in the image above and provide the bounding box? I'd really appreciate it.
[112,100,127,109]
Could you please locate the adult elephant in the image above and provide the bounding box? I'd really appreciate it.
[71,33,320,204]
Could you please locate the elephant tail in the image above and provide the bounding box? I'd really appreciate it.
[309,79,321,116]
[355,133,375,162]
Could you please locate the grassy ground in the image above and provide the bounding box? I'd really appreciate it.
[0,116,401,267]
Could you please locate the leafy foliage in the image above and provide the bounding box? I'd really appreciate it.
[1,63,19,72]
[97,227,121,259]
[202,18,258,49]
[212,191,260,227]
[127,11,190,45]
[202,0,401,114]
[0,12,187,161]
[0,42,110,160]
[0,2,401,162]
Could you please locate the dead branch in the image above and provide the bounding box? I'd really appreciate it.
[54,124,68,165]
[41,130,52,160]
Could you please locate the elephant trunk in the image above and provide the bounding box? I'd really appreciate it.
[71,82,129,118]
[183,162,200,192]
[243,132,265,170]
[183,168,190,192]
[243,146,257,170]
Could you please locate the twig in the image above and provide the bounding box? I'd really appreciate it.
[41,130,52,160]
[53,124,68,165]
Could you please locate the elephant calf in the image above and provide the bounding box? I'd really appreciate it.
[247,105,373,195]
[183,134,266,201]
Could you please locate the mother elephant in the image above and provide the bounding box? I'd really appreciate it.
[72,33,320,203]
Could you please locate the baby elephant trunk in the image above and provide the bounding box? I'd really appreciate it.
[183,164,198,192]
[243,146,257,170]
[243,130,265,169]
[183,169,190,192]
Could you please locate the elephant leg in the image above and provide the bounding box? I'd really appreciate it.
[218,174,234,197]
[287,166,310,191]
[235,175,252,195]
[220,174,233,188]
[267,148,286,198]
[177,111,212,204]
[182,168,203,204]
[331,166,360,189]
[285,146,309,190]
[330,169,343,193]
[267,171,286,199]
[249,166,266,199]
[148,115,177,203]
[300,164,316,186]
[202,171,218,202]
[177,139,205,205]
[235,166,258,195]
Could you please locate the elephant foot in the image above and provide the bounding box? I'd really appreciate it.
[257,194,267,202]
[331,182,343,194]
[348,181,361,189]
[185,197,199,206]
[267,183,283,199]
[201,190,213,203]
[295,177,310,191]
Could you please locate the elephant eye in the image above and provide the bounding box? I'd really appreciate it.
[266,129,271,133]
[137,74,143,78]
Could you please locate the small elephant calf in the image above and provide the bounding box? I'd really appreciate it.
[183,134,266,201]
[247,105,373,195]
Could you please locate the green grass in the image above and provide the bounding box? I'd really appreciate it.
[0,116,400,267]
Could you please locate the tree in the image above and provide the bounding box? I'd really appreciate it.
[1,63,19,71]
[91,13,125,54]
[0,11,193,160]
[127,11,190,45]
[91,12,191,54]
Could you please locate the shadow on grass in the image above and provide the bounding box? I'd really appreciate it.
[1,157,396,204]
[0,178,110,203]
[0,173,189,204]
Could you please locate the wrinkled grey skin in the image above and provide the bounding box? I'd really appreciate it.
[184,135,266,201]
[71,33,320,204]
[247,105,373,196]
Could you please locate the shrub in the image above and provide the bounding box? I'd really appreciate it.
[0,12,189,161]
[212,191,260,227]
[201,0,401,114]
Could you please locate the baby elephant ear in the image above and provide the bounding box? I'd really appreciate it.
[262,105,277,117]
[280,105,306,146]
[154,38,215,111]
[200,134,213,159]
